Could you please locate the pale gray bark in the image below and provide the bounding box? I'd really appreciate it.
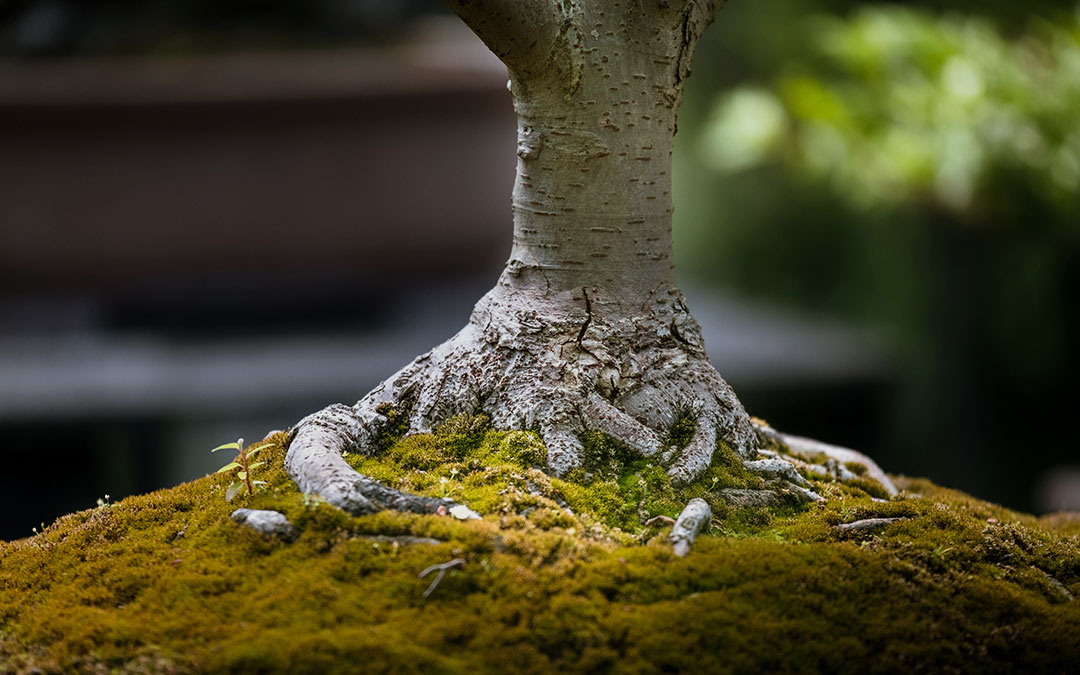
[231,509,299,541]
[834,517,906,534]
[781,433,898,496]
[670,497,712,556]
[285,0,831,517]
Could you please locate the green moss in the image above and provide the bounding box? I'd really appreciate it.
[844,461,868,476]
[846,476,893,500]
[665,407,699,450]
[2,424,1079,673]
[556,429,763,532]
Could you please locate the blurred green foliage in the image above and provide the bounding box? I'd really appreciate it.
[703,6,1080,215]
[675,4,1080,511]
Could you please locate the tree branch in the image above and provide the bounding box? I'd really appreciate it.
[441,0,564,76]
[672,0,724,87]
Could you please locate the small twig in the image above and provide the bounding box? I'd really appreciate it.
[171,523,189,542]
[418,558,466,598]
[670,498,712,557]
[644,515,677,527]
[834,517,906,533]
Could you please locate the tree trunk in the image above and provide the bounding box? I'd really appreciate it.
[285,0,763,514]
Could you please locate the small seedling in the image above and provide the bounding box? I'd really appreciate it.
[932,545,955,560]
[212,437,271,501]
[372,541,401,559]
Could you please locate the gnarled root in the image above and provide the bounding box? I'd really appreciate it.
[752,420,898,497]
[285,404,478,517]
[285,282,848,517]
[286,282,764,514]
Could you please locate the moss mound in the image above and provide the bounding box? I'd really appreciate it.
[2,416,1078,673]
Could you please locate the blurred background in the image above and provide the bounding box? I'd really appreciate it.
[1,0,1077,540]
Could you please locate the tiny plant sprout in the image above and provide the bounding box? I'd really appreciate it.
[212,437,272,502]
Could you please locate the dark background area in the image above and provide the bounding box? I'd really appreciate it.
[1,0,1076,540]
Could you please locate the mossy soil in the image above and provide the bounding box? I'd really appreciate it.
[2,416,1078,674]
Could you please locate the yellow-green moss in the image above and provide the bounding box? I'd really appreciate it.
[1,420,1078,674]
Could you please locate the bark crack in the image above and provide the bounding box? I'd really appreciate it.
[669,318,691,348]
[574,286,604,363]
[676,2,695,87]
[576,286,593,346]
[672,1,720,97]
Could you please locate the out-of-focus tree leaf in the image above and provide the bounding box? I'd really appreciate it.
[702,6,1080,220]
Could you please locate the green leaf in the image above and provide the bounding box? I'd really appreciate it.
[237,471,247,480]
[216,462,241,474]
[252,480,268,486]
[247,462,265,471]
[225,482,244,501]
[211,442,240,453]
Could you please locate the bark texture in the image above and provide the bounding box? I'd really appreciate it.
[286,0,773,514]
[230,509,299,541]
[670,498,712,557]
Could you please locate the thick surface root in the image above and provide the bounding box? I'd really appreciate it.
[752,420,899,497]
[285,404,478,517]
[285,282,826,515]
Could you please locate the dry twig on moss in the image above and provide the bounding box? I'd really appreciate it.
[419,558,466,599]
[670,499,712,557]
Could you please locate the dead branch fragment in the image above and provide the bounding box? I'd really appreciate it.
[419,558,466,598]
[645,515,678,527]
[834,517,906,533]
[670,498,712,557]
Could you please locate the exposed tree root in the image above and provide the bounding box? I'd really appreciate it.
[281,284,917,523]
[284,404,479,517]
[285,283,772,515]
[753,421,899,496]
